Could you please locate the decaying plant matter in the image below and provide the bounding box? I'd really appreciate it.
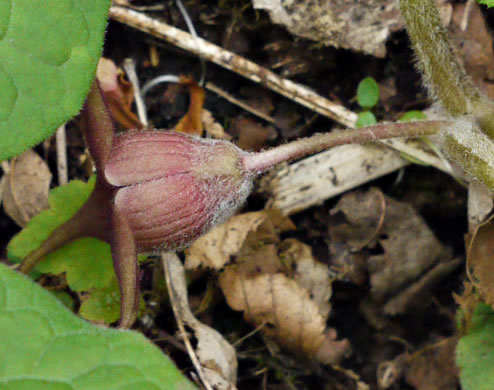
[18,0,494,328]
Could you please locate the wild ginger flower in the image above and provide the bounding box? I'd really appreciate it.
[19,81,443,328]
[105,130,254,252]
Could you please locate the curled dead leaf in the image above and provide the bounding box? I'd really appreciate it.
[186,209,346,363]
[164,253,237,390]
[221,271,322,356]
[2,150,51,227]
[466,218,494,309]
[404,338,459,390]
[96,57,144,130]
[280,238,332,318]
[174,76,205,136]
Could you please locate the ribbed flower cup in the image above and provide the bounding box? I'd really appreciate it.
[19,81,445,328]
[105,131,254,252]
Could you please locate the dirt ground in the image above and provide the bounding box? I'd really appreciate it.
[6,0,494,389]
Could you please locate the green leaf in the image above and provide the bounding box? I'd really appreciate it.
[355,111,377,128]
[457,303,494,390]
[357,76,380,108]
[399,110,427,122]
[0,0,111,161]
[51,291,76,310]
[477,0,494,8]
[0,263,196,389]
[79,278,121,324]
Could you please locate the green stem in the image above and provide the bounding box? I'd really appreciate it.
[399,0,482,116]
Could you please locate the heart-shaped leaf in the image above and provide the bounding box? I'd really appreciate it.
[0,263,196,389]
[0,0,111,161]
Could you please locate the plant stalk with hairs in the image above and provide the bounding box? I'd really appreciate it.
[19,0,494,328]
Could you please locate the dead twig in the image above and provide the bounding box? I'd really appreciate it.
[205,82,276,124]
[56,125,68,185]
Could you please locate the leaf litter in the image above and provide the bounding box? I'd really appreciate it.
[8,0,494,387]
[186,210,350,364]
[329,187,459,315]
[96,57,145,130]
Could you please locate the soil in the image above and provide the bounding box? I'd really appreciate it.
[6,1,494,389]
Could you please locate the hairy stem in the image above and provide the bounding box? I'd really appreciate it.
[242,120,448,174]
[399,0,482,116]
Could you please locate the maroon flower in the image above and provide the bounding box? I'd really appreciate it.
[19,80,443,328]
[105,130,254,253]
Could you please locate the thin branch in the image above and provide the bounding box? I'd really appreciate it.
[56,125,68,185]
[205,82,276,124]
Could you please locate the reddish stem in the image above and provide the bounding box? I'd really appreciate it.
[242,120,449,174]
[19,177,113,274]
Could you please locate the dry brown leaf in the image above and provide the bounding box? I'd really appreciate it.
[450,1,494,99]
[188,208,348,363]
[383,256,463,315]
[253,0,402,57]
[96,57,144,130]
[234,244,284,277]
[453,282,479,333]
[185,211,268,270]
[377,338,459,390]
[330,188,454,314]
[229,118,273,151]
[219,270,349,363]
[219,236,349,364]
[174,76,205,136]
[201,109,231,140]
[164,253,237,390]
[185,210,295,270]
[404,338,459,390]
[2,150,51,227]
[280,239,332,318]
[238,86,274,116]
[466,218,494,308]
